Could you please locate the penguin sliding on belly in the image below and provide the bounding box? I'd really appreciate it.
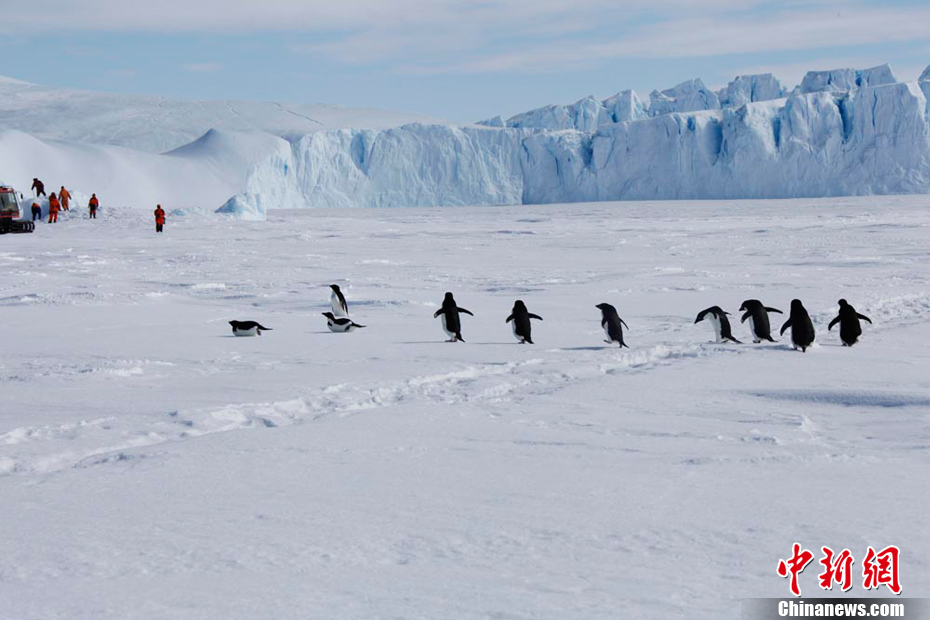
[828,299,872,347]
[434,292,473,342]
[506,300,542,344]
[739,299,783,343]
[322,312,366,333]
[229,320,272,337]
[694,306,741,343]
[780,299,816,352]
[596,303,629,348]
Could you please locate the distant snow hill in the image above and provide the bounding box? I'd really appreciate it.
[0,75,444,154]
[1,64,929,217]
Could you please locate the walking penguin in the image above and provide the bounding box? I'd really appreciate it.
[694,306,741,344]
[828,299,872,346]
[596,303,629,348]
[506,300,543,344]
[739,299,783,343]
[780,299,816,352]
[330,284,349,318]
[434,292,473,342]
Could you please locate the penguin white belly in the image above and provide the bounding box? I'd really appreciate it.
[327,319,357,333]
[708,314,723,343]
[748,316,760,342]
[233,327,260,337]
[602,322,615,342]
[441,314,457,339]
[330,292,348,318]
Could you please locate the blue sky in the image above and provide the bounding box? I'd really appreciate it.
[3,0,930,123]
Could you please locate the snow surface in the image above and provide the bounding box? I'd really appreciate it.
[0,77,445,153]
[1,196,928,618]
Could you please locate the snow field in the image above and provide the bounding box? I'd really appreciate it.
[0,196,928,618]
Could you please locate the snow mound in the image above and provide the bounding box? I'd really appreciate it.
[216,193,268,221]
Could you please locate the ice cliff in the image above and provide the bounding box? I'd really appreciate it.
[230,63,930,208]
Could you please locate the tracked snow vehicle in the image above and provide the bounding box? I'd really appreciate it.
[0,184,34,234]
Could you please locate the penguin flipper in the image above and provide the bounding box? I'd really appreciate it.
[619,318,629,330]
[780,319,792,336]
[505,313,514,323]
[458,307,474,316]
[528,313,543,321]
[858,313,873,324]
[433,309,443,318]
[741,311,750,323]
[766,307,784,314]
[828,316,840,330]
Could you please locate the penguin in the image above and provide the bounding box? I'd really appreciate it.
[433,292,473,342]
[739,299,783,343]
[321,312,365,333]
[595,303,629,348]
[694,306,741,344]
[229,320,272,337]
[505,300,543,344]
[828,299,872,347]
[330,284,349,318]
[780,299,816,352]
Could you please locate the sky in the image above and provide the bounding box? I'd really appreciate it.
[2,0,930,123]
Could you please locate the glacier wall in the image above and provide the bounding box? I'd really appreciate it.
[240,66,930,208]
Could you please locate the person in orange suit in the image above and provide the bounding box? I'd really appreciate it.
[154,204,166,233]
[48,192,60,223]
[59,186,71,211]
[88,194,99,219]
[31,202,42,221]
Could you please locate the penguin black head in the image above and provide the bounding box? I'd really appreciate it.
[513,300,527,311]
[790,299,805,311]
[595,303,617,315]
[321,312,336,320]
[739,300,758,311]
[838,298,849,307]
[330,284,341,292]
[444,292,454,301]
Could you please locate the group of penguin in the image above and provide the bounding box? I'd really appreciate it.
[694,298,872,351]
[229,286,873,351]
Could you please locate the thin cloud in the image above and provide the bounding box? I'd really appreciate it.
[182,62,222,73]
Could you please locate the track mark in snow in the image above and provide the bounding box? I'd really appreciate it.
[750,390,930,408]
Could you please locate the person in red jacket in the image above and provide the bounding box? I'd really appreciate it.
[154,204,166,233]
[59,186,71,211]
[88,194,99,219]
[48,192,60,223]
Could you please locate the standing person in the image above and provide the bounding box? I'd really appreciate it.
[59,186,71,211]
[31,202,42,221]
[48,192,60,223]
[154,204,165,233]
[32,178,46,197]
[88,194,99,219]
